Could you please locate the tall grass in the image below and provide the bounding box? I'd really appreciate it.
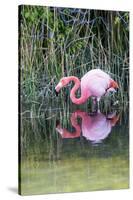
[19,5,129,116]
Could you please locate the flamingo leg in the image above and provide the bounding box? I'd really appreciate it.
[92,97,98,113]
[97,98,100,111]
[92,97,100,113]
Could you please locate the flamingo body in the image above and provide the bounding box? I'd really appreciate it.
[81,112,111,142]
[56,110,119,143]
[55,69,119,105]
[81,69,110,98]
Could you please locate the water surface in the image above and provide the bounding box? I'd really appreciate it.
[19,106,129,195]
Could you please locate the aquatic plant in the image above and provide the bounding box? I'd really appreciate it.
[19,5,129,116]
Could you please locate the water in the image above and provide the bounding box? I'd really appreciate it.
[19,105,129,195]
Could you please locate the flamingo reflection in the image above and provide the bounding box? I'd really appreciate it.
[56,110,119,143]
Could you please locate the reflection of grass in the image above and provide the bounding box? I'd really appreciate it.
[19,5,129,115]
[19,108,129,194]
[21,156,129,195]
[20,115,129,193]
[20,109,129,159]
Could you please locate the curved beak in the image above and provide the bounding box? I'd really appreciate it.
[55,82,63,93]
[115,81,119,89]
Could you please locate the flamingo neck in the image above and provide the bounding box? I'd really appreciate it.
[67,76,88,105]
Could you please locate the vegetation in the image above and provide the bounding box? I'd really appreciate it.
[19,5,129,116]
[19,6,129,194]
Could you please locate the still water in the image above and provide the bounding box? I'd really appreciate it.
[19,105,129,195]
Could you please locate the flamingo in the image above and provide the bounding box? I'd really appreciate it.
[55,69,119,105]
[56,110,119,143]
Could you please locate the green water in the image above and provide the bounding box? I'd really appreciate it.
[19,107,129,195]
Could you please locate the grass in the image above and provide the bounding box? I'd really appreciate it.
[19,5,129,117]
[20,114,129,195]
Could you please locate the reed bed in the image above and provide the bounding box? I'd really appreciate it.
[19,5,129,117]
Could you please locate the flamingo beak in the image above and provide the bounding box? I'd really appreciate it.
[55,124,63,135]
[114,82,119,93]
[55,82,63,95]
[115,81,119,89]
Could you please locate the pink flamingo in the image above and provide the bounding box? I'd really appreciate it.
[55,69,119,105]
[56,110,119,143]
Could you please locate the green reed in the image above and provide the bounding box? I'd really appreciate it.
[19,5,129,116]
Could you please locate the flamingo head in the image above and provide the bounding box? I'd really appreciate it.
[109,79,119,91]
[111,115,120,126]
[55,77,70,93]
